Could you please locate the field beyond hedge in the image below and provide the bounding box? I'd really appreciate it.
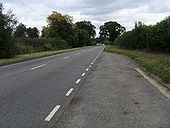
[105,45,170,85]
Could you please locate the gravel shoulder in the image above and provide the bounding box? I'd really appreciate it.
[55,52,170,128]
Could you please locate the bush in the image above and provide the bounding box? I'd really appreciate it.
[114,16,170,53]
[14,37,70,55]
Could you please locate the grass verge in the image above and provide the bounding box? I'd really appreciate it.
[105,45,170,85]
[0,47,91,67]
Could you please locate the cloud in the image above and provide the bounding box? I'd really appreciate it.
[2,0,170,36]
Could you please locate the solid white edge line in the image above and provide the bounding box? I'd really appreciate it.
[30,64,46,70]
[86,68,89,71]
[65,88,74,96]
[135,67,170,100]
[76,79,81,84]
[82,73,86,77]
[91,47,105,64]
[45,105,61,121]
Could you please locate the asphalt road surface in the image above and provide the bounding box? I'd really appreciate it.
[56,52,170,128]
[0,46,104,128]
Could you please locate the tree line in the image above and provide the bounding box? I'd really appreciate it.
[1,2,169,59]
[114,17,170,52]
[0,4,96,58]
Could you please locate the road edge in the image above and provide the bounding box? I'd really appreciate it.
[49,46,105,127]
[0,46,94,68]
[105,51,170,91]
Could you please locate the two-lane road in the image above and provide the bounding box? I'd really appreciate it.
[0,46,104,128]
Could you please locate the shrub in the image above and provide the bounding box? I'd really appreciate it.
[14,37,70,55]
[114,16,170,53]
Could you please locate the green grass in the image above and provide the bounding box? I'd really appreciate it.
[105,45,170,85]
[0,47,91,67]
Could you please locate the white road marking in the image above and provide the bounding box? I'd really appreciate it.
[86,68,89,71]
[92,47,105,63]
[65,88,74,96]
[30,64,46,70]
[89,65,92,68]
[82,73,86,77]
[76,79,81,84]
[91,62,93,65]
[135,68,170,100]
[63,56,69,59]
[45,105,61,121]
[76,53,80,55]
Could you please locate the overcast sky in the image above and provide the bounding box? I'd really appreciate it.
[2,0,170,36]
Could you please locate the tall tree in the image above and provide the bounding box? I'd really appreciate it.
[74,28,89,47]
[99,21,125,43]
[41,26,47,37]
[26,27,39,38]
[75,21,96,38]
[14,23,27,38]
[44,11,74,40]
[0,3,17,58]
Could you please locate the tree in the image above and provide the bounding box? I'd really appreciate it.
[26,27,39,38]
[75,21,96,38]
[99,21,125,43]
[42,12,97,48]
[41,26,47,37]
[74,28,89,47]
[114,17,170,52]
[14,23,27,38]
[43,11,74,40]
[0,3,17,58]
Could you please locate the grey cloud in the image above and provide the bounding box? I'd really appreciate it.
[2,0,170,36]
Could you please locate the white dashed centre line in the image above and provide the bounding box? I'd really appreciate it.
[30,64,46,70]
[45,105,61,121]
[86,68,89,71]
[82,73,86,77]
[76,79,81,84]
[63,56,70,59]
[65,88,74,96]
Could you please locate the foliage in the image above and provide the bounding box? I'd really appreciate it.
[75,21,96,38]
[14,24,39,38]
[1,4,96,59]
[42,12,74,40]
[14,37,70,55]
[99,21,125,44]
[74,28,90,47]
[114,17,170,52]
[42,13,96,48]
[0,3,17,58]
[26,27,39,38]
[14,23,27,38]
[74,21,96,46]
